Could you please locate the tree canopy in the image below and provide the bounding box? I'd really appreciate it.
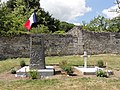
[115,0,120,13]
[0,0,120,35]
[82,15,120,32]
[0,0,74,36]
[81,0,120,32]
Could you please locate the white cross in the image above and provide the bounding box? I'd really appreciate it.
[83,51,88,68]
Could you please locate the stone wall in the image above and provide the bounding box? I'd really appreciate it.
[67,26,120,54]
[0,34,80,59]
[82,30,120,54]
[0,26,120,59]
[32,34,79,56]
[0,35,30,59]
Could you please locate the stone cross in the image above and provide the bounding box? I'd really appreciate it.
[83,51,88,68]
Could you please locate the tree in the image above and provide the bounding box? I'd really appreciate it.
[115,0,120,13]
[82,15,120,32]
[59,22,75,32]
[0,0,75,35]
[0,1,14,34]
[0,0,61,35]
[108,16,120,32]
[82,16,110,32]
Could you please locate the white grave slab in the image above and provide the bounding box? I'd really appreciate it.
[15,66,55,77]
[74,66,105,75]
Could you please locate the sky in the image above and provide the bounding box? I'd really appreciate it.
[1,0,120,25]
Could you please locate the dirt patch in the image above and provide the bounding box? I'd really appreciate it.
[0,66,119,81]
[0,71,29,81]
[113,70,120,77]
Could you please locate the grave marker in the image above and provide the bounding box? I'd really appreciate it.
[83,51,88,68]
[30,35,45,69]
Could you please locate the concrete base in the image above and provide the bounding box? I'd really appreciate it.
[15,66,55,77]
[74,66,112,75]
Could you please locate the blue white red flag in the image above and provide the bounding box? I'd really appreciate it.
[24,12,36,30]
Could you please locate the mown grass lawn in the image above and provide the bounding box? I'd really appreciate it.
[46,55,120,70]
[0,54,120,90]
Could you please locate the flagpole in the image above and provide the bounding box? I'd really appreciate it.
[30,31,32,61]
[25,1,37,60]
[25,0,32,60]
[27,0,32,61]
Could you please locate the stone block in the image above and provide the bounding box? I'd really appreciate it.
[16,66,55,77]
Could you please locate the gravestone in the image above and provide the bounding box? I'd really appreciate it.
[30,35,45,69]
[83,51,88,68]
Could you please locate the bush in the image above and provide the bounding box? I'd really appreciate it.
[96,69,107,77]
[20,60,26,67]
[97,60,104,67]
[59,60,73,75]
[28,70,39,79]
[11,69,16,74]
[63,65,73,75]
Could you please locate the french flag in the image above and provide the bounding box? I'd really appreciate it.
[24,12,36,30]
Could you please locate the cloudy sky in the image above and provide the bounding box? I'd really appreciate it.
[1,0,120,25]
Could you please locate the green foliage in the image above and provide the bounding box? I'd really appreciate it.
[0,0,74,36]
[28,70,39,79]
[97,60,104,67]
[108,17,120,32]
[59,60,73,75]
[82,15,120,32]
[1,0,120,34]
[63,65,73,75]
[82,16,110,32]
[53,30,65,34]
[31,24,51,33]
[11,69,16,74]
[20,60,26,67]
[59,22,75,32]
[96,69,107,77]
[0,0,75,36]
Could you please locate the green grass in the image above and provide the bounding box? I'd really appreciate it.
[0,79,59,90]
[0,58,29,73]
[46,55,120,70]
[0,55,120,90]
[46,55,84,66]
[0,77,120,90]
[0,55,119,73]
